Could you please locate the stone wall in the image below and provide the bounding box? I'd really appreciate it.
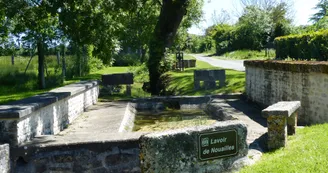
[140,121,248,173]
[13,140,140,173]
[0,81,99,146]
[0,144,10,173]
[245,60,328,124]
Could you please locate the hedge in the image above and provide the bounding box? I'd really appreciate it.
[275,30,328,61]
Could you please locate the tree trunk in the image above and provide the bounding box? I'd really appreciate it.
[75,45,82,77]
[37,40,46,89]
[11,54,14,65]
[61,46,66,81]
[148,0,189,95]
[56,51,60,66]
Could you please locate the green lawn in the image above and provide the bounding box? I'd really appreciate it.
[0,54,245,104]
[165,55,245,95]
[240,124,328,173]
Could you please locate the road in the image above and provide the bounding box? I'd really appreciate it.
[191,54,245,72]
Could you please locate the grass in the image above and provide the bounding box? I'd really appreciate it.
[70,66,151,101]
[0,55,76,104]
[210,49,275,60]
[240,124,328,173]
[0,53,245,104]
[165,55,245,95]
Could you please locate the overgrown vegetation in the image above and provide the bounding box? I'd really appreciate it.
[275,30,328,60]
[219,50,275,60]
[240,124,328,173]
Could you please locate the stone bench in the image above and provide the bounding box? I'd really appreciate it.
[102,73,134,96]
[194,70,226,90]
[262,101,301,150]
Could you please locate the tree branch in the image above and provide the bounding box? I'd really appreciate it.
[156,0,162,6]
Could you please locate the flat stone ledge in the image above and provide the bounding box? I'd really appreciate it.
[262,101,301,118]
[244,60,328,73]
[0,80,99,119]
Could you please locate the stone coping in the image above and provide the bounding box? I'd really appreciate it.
[244,60,328,73]
[13,121,246,161]
[262,101,301,118]
[0,80,99,119]
[130,93,242,102]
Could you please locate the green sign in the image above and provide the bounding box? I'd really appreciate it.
[198,130,238,161]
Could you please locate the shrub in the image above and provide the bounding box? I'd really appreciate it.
[275,30,328,60]
[88,56,104,72]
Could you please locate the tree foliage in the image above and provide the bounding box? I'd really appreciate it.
[310,0,328,23]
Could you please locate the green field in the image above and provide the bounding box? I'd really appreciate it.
[240,124,328,173]
[0,54,245,104]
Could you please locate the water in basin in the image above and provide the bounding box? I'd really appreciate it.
[133,109,216,132]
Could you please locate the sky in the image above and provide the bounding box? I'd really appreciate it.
[188,0,320,35]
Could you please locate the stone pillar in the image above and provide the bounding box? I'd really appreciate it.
[204,81,216,89]
[0,144,10,173]
[126,85,131,96]
[262,101,301,150]
[267,116,287,150]
[287,112,297,135]
[194,80,200,90]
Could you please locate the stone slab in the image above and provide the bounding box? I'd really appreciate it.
[102,73,133,85]
[0,81,99,119]
[262,101,301,118]
[194,70,226,81]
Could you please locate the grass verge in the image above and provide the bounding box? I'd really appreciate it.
[210,49,275,60]
[240,124,328,173]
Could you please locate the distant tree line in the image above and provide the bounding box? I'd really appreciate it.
[187,0,328,59]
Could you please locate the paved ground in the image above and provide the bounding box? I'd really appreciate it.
[191,54,245,71]
[26,102,146,146]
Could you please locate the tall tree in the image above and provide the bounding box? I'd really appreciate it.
[4,0,61,89]
[148,0,200,95]
[310,0,328,23]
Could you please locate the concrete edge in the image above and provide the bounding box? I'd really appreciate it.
[0,80,100,119]
[118,103,137,132]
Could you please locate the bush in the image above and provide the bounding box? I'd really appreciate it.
[275,30,328,60]
[128,63,149,83]
[88,56,104,72]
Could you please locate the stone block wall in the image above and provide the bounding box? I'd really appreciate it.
[0,81,99,146]
[13,141,140,173]
[140,121,248,173]
[245,60,328,124]
[0,144,10,173]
